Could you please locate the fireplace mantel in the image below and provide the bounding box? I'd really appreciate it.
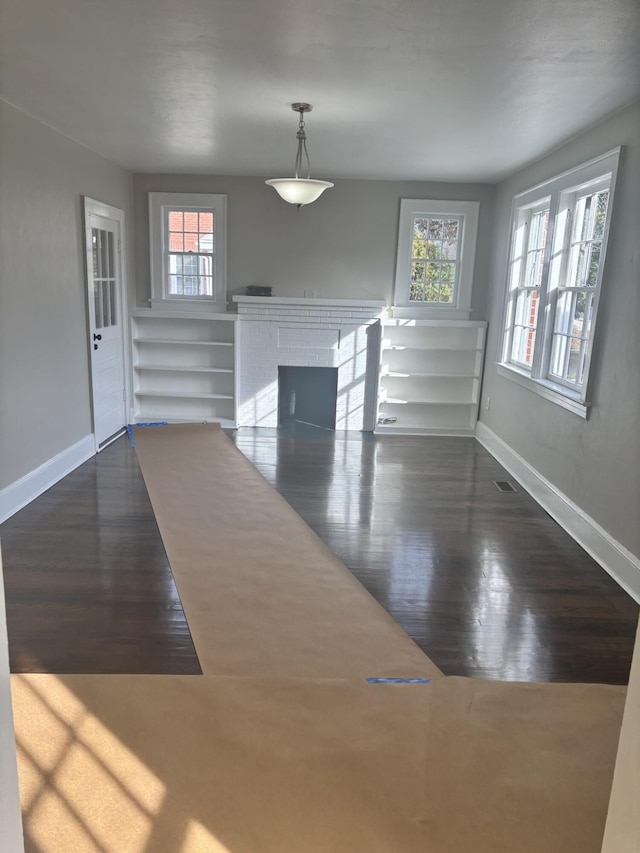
[233,295,387,312]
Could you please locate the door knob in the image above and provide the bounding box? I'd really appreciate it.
[93,333,102,341]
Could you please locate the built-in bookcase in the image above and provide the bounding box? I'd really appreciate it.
[376,319,487,435]
[131,309,237,426]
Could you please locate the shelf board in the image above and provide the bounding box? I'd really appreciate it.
[135,390,234,400]
[381,343,483,353]
[381,372,478,379]
[133,338,233,347]
[135,364,233,374]
[134,415,236,428]
[380,398,475,406]
[375,425,476,436]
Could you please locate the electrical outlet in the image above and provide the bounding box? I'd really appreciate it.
[486,396,491,411]
[304,289,316,298]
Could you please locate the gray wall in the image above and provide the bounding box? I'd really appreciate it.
[480,100,640,558]
[133,173,494,314]
[0,101,134,489]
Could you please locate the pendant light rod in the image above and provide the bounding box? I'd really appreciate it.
[292,103,312,180]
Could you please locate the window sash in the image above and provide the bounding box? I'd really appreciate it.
[501,149,620,410]
[148,192,227,309]
[505,201,550,371]
[394,199,479,318]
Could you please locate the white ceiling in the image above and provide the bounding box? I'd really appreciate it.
[1,0,639,182]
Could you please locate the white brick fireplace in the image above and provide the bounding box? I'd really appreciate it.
[233,296,386,430]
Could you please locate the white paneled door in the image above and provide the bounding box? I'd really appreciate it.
[84,198,127,450]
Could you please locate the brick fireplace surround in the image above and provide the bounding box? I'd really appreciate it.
[233,296,386,430]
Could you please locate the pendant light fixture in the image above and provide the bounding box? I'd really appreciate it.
[266,103,334,208]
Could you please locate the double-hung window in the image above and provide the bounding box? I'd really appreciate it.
[394,199,480,318]
[149,192,227,311]
[500,149,620,417]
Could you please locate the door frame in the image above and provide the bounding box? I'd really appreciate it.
[83,197,131,452]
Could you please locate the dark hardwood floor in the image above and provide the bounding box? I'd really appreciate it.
[0,438,201,674]
[1,427,637,682]
[231,426,639,684]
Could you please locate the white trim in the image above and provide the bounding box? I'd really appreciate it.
[0,435,95,524]
[0,546,25,853]
[393,199,479,318]
[476,422,640,603]
[149,192,227,312]
[84,197,131,452]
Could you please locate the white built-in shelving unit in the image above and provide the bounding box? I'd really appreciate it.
[376,318,487,435]
[131,309,237,427]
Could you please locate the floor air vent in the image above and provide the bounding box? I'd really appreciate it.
[493,480,517,493]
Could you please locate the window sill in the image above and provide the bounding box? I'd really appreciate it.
[496,363,589,419]
[150,297,227,313]
[389,305,472,321]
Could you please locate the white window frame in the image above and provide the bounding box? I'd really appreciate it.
[393,199,479,319]
[499,149,621,418]
[149,192,227,312]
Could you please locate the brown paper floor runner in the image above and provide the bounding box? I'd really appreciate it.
[132,422,441,681]
[11,673,625,853]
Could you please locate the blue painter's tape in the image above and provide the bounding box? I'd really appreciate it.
[366,677,431,684]
[126,424,136,447]
[135,422,169,428]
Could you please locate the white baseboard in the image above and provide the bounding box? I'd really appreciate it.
[0,435,95,524]
[476,422,640,604]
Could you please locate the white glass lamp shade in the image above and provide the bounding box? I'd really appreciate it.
[265,177,334,206]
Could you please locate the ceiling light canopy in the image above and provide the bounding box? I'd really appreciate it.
[266,103,334,209]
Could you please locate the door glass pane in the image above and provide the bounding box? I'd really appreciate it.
[107,231,114,279]
[109,280,117,326]
[102,277,111,327]
[94,282,103,329]
[100,229,108,279]
[92,229,99,277]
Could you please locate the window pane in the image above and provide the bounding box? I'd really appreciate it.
[412,239,427,259]
[184,232,199,251]
[511,325,537,367]
[549,334,568,378]
[425,281,439,302]
[169,233,184,251]
[184,211,198,231]
[168,211,183,230]
[413,218,429,237]
[409,282,425,301]
[441,239,458,260]
[199,212,214,232]
[442,220,459,240]
[428,220,443,239]
[425,263,439,289]
[411,262,426,283]
[587,243,601,287]
[184,276,198,295]
[593,191,609,239]
[183,255,198,274]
